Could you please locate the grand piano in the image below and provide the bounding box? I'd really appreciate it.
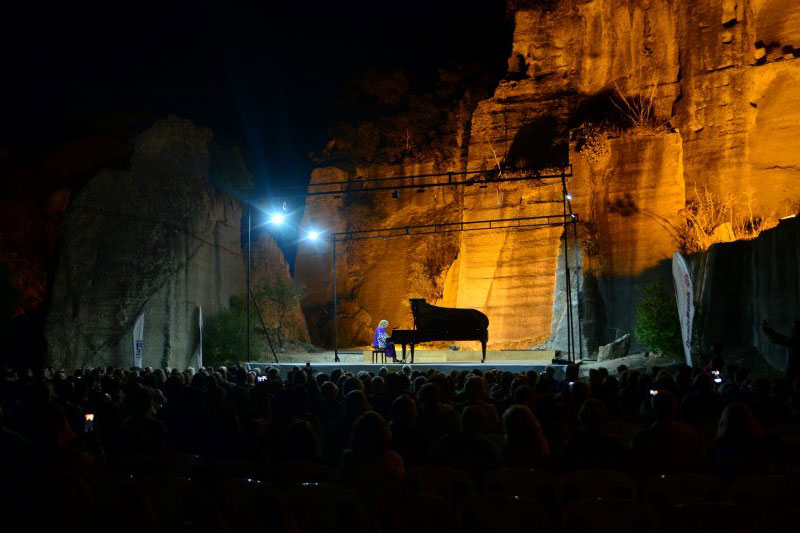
[389,298,489,363]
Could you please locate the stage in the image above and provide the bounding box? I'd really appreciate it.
[244,349,568,379]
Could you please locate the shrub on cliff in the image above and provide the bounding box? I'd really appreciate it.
[203,296,262,367]
[634,281,682,356]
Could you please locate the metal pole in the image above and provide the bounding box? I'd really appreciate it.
[571,216,583,360]
[250,286,279,363]
[561,174,574,363]
[246,193,251,363]
[332,238,340,363]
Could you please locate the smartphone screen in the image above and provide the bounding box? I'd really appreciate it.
[84,413,95,433]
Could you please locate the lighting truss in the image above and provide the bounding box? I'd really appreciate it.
[269,165,573,199]
[332,214,577,242]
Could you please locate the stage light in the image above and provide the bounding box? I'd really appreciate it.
[566,194,572,200]
[308,230,319,241]
[270,212,285,225]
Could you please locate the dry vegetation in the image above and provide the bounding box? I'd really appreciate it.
[677,186,778,254]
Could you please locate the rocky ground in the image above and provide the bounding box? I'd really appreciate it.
[579,350,782,378]
[578,352,684,377]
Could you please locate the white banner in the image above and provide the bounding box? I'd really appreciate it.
[133,313,145,368]
[194,306,203,369]
[672,252,694,367]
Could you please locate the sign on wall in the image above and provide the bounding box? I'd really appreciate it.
[672,252,694,367]
[133,313,145,368]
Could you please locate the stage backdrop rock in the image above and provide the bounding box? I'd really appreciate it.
[45,117,308,369]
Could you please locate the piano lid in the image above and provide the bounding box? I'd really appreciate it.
[409,298,489,331]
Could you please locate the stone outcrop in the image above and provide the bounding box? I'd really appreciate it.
[45,117,308,368]
[693,215,800,372]
[295,0,800,355]
[598,333,632,362]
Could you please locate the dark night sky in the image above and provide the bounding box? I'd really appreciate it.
[1,0,510,191]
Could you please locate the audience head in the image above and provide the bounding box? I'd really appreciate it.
[461,405,488,435]
[717,402,764,440]
[345,390,370,421]
[285,420,321,461]
[651,390,678,422]
[502,404,549,455]
[349,411,391,457]
[578,399,608,433]
[418,383,442,409]
[389,395,416,429]
[464,375,488,402]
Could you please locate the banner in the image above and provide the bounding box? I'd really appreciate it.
[133,313,145,368]
[194,306,203,369]
[672,252,694,367]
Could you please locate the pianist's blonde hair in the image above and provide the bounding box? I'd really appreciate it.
[378,319,389,328]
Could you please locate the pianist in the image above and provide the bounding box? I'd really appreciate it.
[373,319,399,362]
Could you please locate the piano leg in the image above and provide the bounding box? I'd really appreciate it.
[410,344,415,364]
[401,344,407,362]
[481,341,486,363]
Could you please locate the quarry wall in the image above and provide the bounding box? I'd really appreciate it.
[295,0,800,360]
[693,215,800,371]
[45,117,308,368]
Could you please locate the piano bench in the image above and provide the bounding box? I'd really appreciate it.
[371,349,386,364]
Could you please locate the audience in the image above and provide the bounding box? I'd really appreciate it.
[1,359,798,530]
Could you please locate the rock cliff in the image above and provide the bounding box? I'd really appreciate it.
[295,0,800,355]
[45,117,308,368]
[693,215,800,372]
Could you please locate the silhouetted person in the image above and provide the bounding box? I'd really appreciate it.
[630,390,700,480]
[497,405,551,470]
[417,383,459,443]
[435,405,497,483]
[560,399,628,473]
[713,402,774,481]
[337,411,404,501]
[388,394,428,466]
[118,385,167,455]
[763,320,800,381]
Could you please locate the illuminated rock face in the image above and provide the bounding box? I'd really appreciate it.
[296,0,800,356]
[45,118,308,368]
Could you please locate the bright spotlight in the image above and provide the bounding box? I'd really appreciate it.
[566,194,572,200]
[308,230,319,241]
[270,212,285,225]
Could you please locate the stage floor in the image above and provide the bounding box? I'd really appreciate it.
[244,349,566,379]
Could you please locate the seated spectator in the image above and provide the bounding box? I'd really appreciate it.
[497,405,551,470]
[713,402,775,481]
[325,390,370,466]
[284,419,323,463]
[118,385,167,455]
[417,383,459,443]
[435,405,497,482]
[388,395,429,466]
[559,399,628,473]
[31,403,103,474]
[681,372,723,431]
[630,391,701,480]
[459,375,500,432]
[203,385,250,459]
[337,411,404,500]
